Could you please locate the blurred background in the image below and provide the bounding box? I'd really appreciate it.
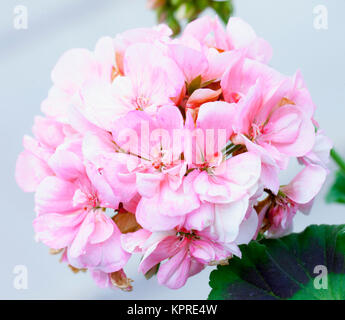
[0,0,344,299]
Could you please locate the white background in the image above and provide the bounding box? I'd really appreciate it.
[0,0,344,299]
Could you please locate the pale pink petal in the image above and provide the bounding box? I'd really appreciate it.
[264,105,315,157]
[51,49,98,93]
[211,198,249,243]
[300,130,333,168]
[83,134,137,206]
[158,178,200,217]
[90,270,111,288]
[67,104,106,135]
[281,164,327,204]
[48,149,84,181]
[197,101,236,142]
[227,17,257,48]
[168,44,208,83]
[220,152,261,200]
[193,171,231,204]
[35,176,78,214]
[184,202,215,231]
[221,57,286,107]
[33,210,87,249]
[235,209,259,245]
[123,193,141,213]
[22,135,53,162]
[136,172,164,198]
[203,49,235,82]
[69,229,130,273]
[260,163,279,194]
[226,17,272,63]
[139,236,182,274]
[15,151,53,192]
[183,16,229,51]
[189,239,215,264]
[189,259,205,277]
[84,161,120,209]
[32,116,65,149]
[246,37,273,63]
[136,194,185,231]
[234,80,263,135]
[94,36,116,82]
[289,70,316,118]
[80,80,127,131]
[89,213,114,244]
[157,245,191,289]
[121,229,152,253]
[68,211,96,258]
[156,105,184,136]
[41,86,71,121]
[220,50,246,103]
[124,43,184,106]
[186,88,222,109]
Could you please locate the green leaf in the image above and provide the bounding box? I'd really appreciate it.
[326,171,345,204]
[187,75,202,95]
[208,224,345,300]
[330,149,345,173]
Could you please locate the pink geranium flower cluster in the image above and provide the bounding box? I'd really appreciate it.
[16,16,332,290]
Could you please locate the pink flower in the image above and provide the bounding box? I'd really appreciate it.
[263,165,327,237]
[122,208,258,289]
[220,55,316,193]
[299,130,333,169]
[182,16,272,63]
[82,131,138,211]
[42,37,115,122]
[113,24,172,75]
[66,210,130,273]
[33,142,130,272]
[112,106,201,230]
[121,229,226,289]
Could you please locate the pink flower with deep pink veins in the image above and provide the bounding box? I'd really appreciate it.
[220,54,316,193]
[113,24,172,75]
[33,141,130,273]
[122,208,258,289]
[77,43,186,133]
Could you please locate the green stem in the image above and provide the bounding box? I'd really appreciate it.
[331,148,345,173]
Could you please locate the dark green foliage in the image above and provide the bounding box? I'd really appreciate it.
[209,225,345,300]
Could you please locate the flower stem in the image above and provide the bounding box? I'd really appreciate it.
[331,148,345,173]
